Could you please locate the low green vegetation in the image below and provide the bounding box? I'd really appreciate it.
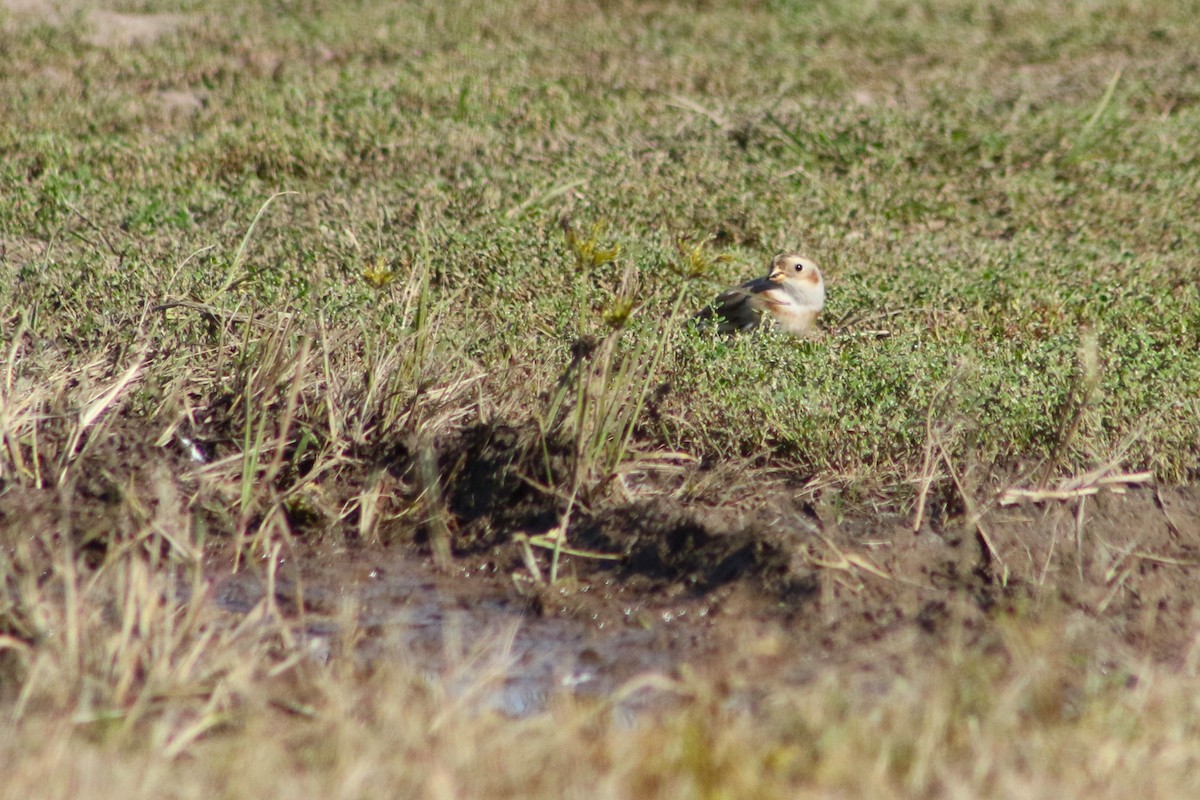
[5,0,1199,489]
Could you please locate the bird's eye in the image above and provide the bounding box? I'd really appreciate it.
[794,263,804,271]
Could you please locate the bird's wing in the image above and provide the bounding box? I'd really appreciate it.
[696,277,782,332]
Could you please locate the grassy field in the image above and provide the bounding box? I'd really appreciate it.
[3,0,1200,796]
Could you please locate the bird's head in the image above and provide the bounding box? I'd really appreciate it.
[767,252,825,309]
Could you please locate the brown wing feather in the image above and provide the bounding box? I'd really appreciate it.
[695,277,779,333]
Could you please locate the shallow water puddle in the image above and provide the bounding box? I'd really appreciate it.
[208,549,710,715]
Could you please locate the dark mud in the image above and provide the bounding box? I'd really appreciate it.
[4,416,1200,714]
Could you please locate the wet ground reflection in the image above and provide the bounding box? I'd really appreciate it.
[209,549,710,716]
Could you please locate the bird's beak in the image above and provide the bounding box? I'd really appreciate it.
[767,269,785,282]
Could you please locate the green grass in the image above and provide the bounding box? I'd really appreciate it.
[3,0,1200,796]
[5,0,1199,490]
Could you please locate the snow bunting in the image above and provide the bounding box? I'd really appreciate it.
[695,252,825,337]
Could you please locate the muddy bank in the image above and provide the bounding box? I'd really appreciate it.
[3,416,1199,714]
[202,475,1200,702]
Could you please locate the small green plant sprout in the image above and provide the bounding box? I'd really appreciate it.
[671,234,731,280]
[562,218,622,269]
[362,255,401,290]
[602,266,642,330]
[1064,68,1124,163]
[602,295,637,331]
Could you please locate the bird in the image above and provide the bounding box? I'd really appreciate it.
[695,252,825,337]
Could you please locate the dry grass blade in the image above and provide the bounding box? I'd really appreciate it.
[505,179,586,219]
[666,94,728,127]
[152,299,293,330]
[205,190,299,303]
[935,439,1008,578]
[59,353,146,482]
[74,355,146,435]
[0,316,40,486]
[1000,471,1154,506]
[1129,551,1200,567]
[527,528,621,561]
[910,378,962,534]
[808,532,892,584]
[417,441,453,569]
